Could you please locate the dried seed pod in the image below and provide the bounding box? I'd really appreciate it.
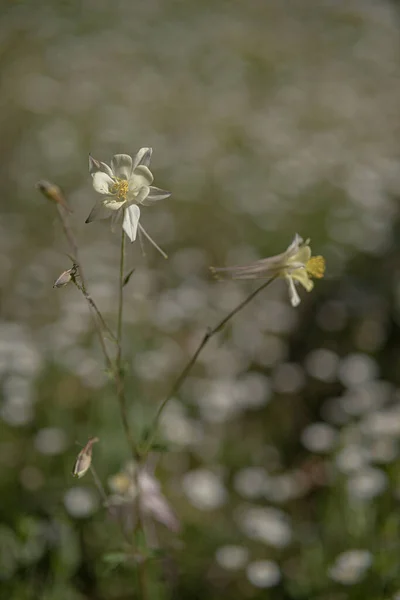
[53,269,73,288]
[72,437,99,479]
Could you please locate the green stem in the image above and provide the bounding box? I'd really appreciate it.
[113,229,138,455]
[72,278,118,344]
[115,230,148,596]
[55,206,114,371]
[117,230,126,362]
[143,276,277,454]
[133,465,150,600]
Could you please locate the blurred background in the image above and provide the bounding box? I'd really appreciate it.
[1,0,400,598]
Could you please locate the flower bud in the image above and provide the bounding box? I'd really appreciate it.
[36,180,72,213]
[73,437,99,479]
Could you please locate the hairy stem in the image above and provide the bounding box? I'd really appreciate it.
[143,276,277,453]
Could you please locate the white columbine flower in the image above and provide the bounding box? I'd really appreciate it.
[211,234,325,307]
[107,461,180,534]
[86,149,171,254]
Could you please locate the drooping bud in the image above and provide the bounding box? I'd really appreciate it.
[72,437,99,479]
[53,269,73,288]
[53,264,78,288]
[36,180,72,213]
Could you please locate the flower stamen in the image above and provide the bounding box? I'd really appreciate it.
[112,179,129,200]
[306,256,325,279]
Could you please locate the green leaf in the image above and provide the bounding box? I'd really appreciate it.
[149,442,169,453]
[123,268,135,287]
[148,547,167,561]
[102,552,129,565]
[140,427,151,443]
[134,529,147,552]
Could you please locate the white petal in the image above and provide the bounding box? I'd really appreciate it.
[89,155,113,178]
[130,186,150,205]
[92,172,115,195]
[104,199,126,211]
[123,205,141,242]
[130,165,154,189]
[142,186,171,205]
[138,223,168,259]
[89,154,101,174]
[85,199,111,222]
[132,147,153,169]
[111,154,133,180]
[286,276,301,307]
[285,233,303,256]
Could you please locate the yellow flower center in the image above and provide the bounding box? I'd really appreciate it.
[306,256,325,279]
[112,178,129,200]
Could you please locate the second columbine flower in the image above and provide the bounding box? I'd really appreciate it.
[211,234,325,307]
[86,148,171,249]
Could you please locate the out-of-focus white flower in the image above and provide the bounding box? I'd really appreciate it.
[34,427,68,455]
[233,467,270,499]
[210,234,325,307]
[64,486,99,518]
[338,353,378,387]
[87,149,170,254]
[335,444,370,473]
[301,422,337,453]
[361,406,400,437]
[236,506,292,548]
[305,348,339,382]
[369,438,398,464]
[246,560,281,588]
[329,549,372,584]
[347,467,387,500]
[265,471,309,502]
[182,469,227,511]
[215,545,249,570]
[108,461,179,533]
[273,362,305,393]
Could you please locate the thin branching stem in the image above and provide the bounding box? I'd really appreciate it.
[54,196,146,598]
[89,464,133,545]
[73,278,118,343]
[55,206,114,370]
[55,205,137,460]
[143,276,278,454]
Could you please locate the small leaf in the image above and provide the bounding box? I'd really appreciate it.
[140,427,151,443]
[123,268,135,287]
[149,548,167,560]
[103,552,129,565]
[149,442,169,453]
[134,529,147,553]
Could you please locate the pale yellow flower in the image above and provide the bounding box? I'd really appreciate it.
[211,234,325,307]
